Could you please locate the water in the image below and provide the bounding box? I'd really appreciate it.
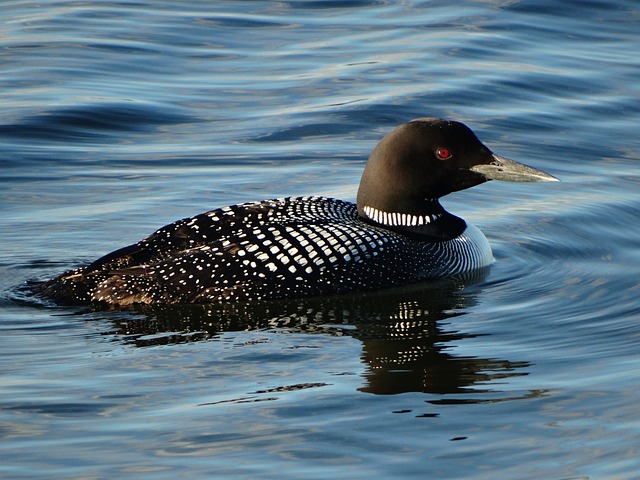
[1,1,639,478]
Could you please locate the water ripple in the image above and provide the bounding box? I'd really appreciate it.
[1,1,639,478]
[0,103,197,142]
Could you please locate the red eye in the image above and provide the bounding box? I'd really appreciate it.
[436,148,452,160]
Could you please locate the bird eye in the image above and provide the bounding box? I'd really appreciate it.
[436,148,452,160]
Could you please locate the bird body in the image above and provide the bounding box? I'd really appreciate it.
[38,118,557,306]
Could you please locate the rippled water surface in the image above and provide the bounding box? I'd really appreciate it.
[2,1,639,478]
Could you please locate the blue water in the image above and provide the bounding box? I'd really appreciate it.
[2,1,639,478]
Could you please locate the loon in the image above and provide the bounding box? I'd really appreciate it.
[38,118,558,306]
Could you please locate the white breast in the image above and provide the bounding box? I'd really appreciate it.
[436,223,494,276]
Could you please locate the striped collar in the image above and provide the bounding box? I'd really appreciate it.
[362,205,442,227]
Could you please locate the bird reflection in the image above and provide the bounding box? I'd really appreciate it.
[103,270,530,397]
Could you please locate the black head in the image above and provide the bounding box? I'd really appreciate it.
[356,118,557,217]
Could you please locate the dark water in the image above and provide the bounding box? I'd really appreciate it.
[2,1,639,478]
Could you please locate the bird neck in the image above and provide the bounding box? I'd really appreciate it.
[358,199,466,241]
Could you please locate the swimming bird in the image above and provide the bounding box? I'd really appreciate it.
[39,118,558,306]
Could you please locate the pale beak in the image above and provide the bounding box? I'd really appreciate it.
[471,154,559,182]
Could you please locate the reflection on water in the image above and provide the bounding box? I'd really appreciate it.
[90,271,534,398]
